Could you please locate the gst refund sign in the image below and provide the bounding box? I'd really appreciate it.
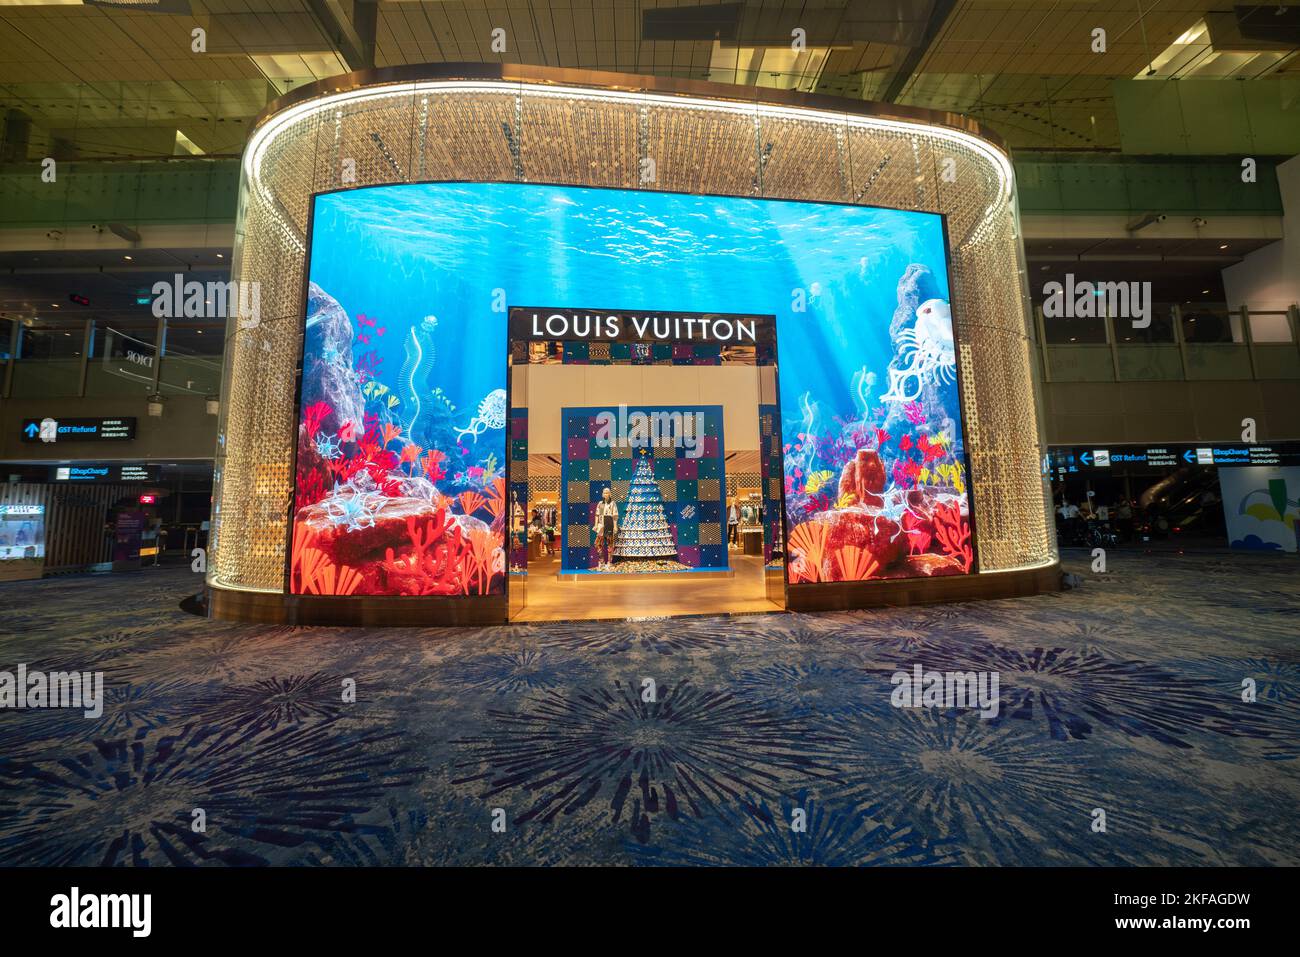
[509,306,774,347]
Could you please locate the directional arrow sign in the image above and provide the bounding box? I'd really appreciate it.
[1080,451,1093,466]
[1183,449,1196,464]
[23,423,38,438]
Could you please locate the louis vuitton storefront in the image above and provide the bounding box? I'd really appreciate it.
[205,63,1058,625]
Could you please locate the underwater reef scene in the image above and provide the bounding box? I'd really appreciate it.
[290,282,506,596]
[783,272,974,583]
[292,180,970,592]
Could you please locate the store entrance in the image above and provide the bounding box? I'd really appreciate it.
[504,315,786,623]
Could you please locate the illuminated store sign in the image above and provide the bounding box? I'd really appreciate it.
[509,307,770,346]
[21,417,136,443]
[51,463,159,483]
[0,504,44,516]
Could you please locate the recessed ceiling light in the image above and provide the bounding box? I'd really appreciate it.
[217,253,224,259]
[1201,289,1210,294]
[123,255,133,261]
[1218,244,1228,250]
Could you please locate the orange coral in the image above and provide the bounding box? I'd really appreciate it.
[835,544,880,581]
[482,477,506,526]
[461,526,499,595]
[289,526,362,595]
[787,520,831,583]
[457,490,486,517]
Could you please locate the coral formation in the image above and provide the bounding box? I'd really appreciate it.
[289,285,505,597]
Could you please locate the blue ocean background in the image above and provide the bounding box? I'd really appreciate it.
[307,181,955,464]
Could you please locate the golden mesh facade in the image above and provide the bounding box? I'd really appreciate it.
[210,69,1055,594]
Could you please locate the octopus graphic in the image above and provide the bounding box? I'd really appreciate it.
[880,298,956,404]
[454,388,507,444]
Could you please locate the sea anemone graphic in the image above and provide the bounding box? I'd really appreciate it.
[313,430,343,460]
[628,790,960,867]
[0,721,422,866]
[453,680,849,841]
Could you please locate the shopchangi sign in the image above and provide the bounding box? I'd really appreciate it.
[509,306,775,347]
[21,417,136,443]
[50,463,159,483]
[1048,441,1300,476]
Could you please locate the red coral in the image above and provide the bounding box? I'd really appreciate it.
[303,401,331,439]
[378,510,470,596]
[932,502,973,572]
[901,510,933,555]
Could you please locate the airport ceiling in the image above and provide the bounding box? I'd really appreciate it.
[0,1,1296,159]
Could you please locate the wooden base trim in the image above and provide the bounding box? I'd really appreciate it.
[206,585,507,626]
[207,564,1059,624]
[785,563,1061,612]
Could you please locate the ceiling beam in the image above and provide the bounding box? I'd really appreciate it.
[879,0,958,103]
[304,0,377,72]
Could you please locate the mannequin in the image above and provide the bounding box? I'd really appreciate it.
[592,486,619,571]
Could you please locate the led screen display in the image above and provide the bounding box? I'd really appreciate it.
[290,181,972,596]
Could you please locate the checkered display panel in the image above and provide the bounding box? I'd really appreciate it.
[759,404,785,564]
[560,406,727,571]
[508,408,528,572]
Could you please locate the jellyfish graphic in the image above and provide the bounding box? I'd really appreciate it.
[454,388,507,444]
[880,298,956,404]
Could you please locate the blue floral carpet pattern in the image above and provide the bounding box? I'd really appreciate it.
[0,549,1297,866]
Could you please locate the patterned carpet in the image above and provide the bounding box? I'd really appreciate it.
[1,549,1297,866]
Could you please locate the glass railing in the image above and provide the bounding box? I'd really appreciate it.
[10,357,83,397]
[158,354,222,396]
[1039,305,1300,382]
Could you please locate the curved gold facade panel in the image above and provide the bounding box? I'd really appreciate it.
[210,64,1056,597]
